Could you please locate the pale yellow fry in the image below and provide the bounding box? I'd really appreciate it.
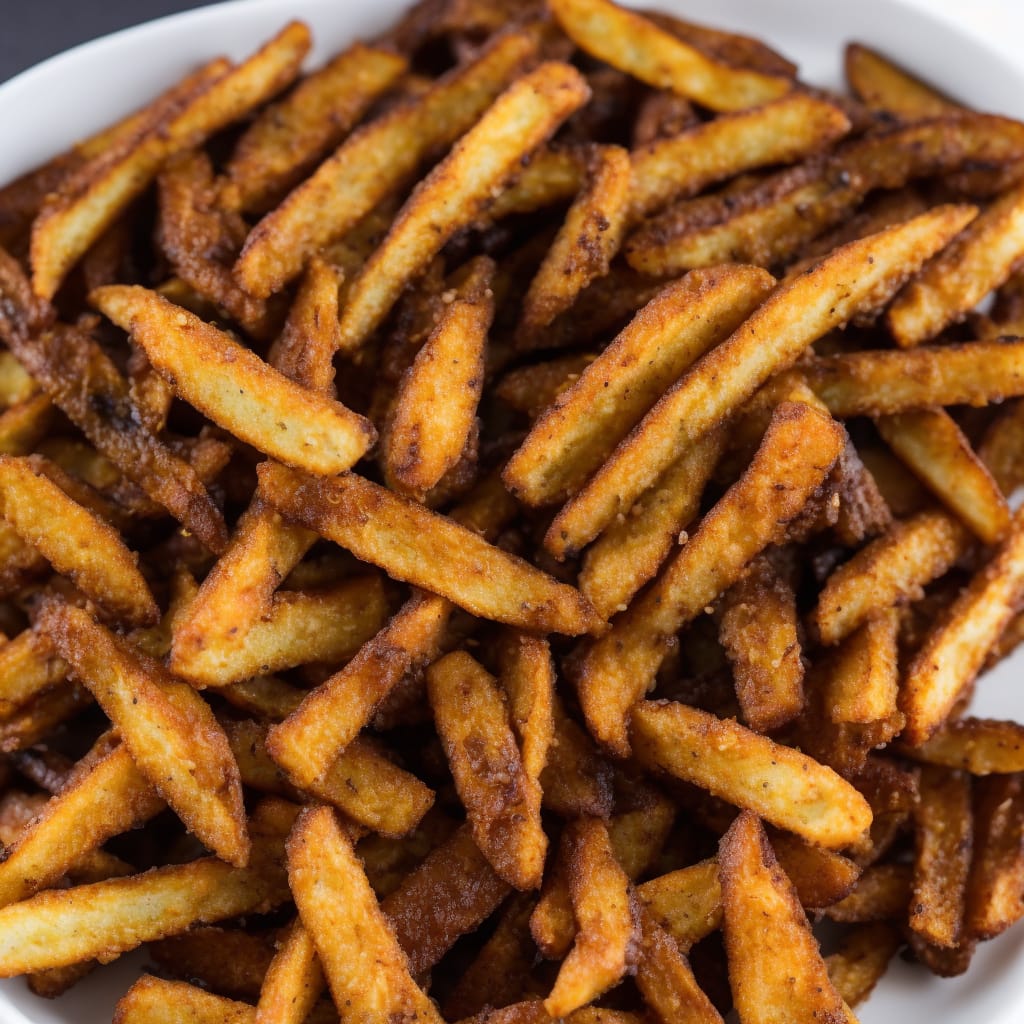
[258,463,600,636]
[172,575,388,687]
[814,510,970,646]
[549,0,790,111]
[0,801,292,975]
[548,204,976,557]
[517,145,632,341]
[633,703,871,848]
[255,920,325,1024]
[580,429,724,621]
[225,43,408,212]
[236,30,537,298]
[288,805,443,1024]
[877,409,1009,544]
[575,401,843,755]
[719,812,858,1024]
[845,43,961,119]
[267,591,450,788]
[31,23,310,299]
[903,504,1024,745]
[117,976,257,1024]
[504,265,774,507]
[0,738,162,908]
[385,256,494,497]
[337,61,590,351]
[36,600,248,866]
[889,180,1024,347]
[0,455,156,627]
[92,286,375,476]
[629,92,850,220]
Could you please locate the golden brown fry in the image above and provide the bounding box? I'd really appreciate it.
[92,286,375,476]
[236,29,538,297]
[499,631,554,791]
[255,920,326,1024]
[823,612,900,726]
[877,409,1009,544]
[225,43,408,213]
[825,923,902,1009]
[633,701,872,848]
[966,774,1024,940]
[496,354,597,421]
[36,600,248,866]
[149,927,275,1001]
[551,205,974,556]
[427,651,546,889]
[544,818,638,1017]
[825,863,914,924]
[574,402,843,754]
[902,717,1024,774]
[845,43,961,119]
[911,766,973,948]
[337,61,589,351]
[889,181,1024,347]
[0,800,292,974]
[287,805,443,1024]
[384,256,494,498]
[258,463,600,635]
[550,0,789,111]
[517,145,631,342]
[541,695,614,818]
[505,265,774,507]
[718,554,804,733]
[638,860,722,951]
[382,824,511,974]
[979,398,1024,495]
[0,683,92,754]
[0,630,66,720]
[719,811,856,1024]
[31,24,310,299]
[115,976,259,1024]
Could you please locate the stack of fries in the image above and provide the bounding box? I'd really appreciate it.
[4,0,1024,1019]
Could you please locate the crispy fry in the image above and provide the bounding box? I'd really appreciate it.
[236,29,538,297]
[115,976,259,1024]
[287,805,443,1024]
[337,61,589,351]
[719,812,856,1024]
[638,859,722,951]
[825,863,914,923]
[92,286,375,476]
[551,206,974,556]
[979,398,1024,495]
[504,265,774,507]
[35,600,248,866]
[574,402,843,754]
[825,923,902,1009]
[149,927,275,1001]
[902,717,1024,774]
[31,24,311,298]
[541,695,614,818]
[550,0,789,111]
[258,463,600,635]
[0,630,66,720]
[845,43,960,119]
[255,920,326,1024]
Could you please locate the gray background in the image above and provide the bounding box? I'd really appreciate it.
[1,1,211,84]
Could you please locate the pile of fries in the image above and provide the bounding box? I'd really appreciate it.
[4,0,1024,1019]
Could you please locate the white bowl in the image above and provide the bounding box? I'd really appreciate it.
[2,1,1024,1021]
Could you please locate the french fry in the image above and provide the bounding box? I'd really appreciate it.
[888,181,1024,347]
[457,1004,644,1024]
[384,256,494,498]
[979,397,1024,495]
[718,554,804,734]
[496,353,597,421]
[486,147,585,222]
[719,812,856,1024]
[499,631,554,792]
[770,831,861,910]
[825,923,902,1009]
[902,504,1024,745]
[115,976,260,1024]
[805,339,1024,417]
[427,651,546,889]
[544,818,638,1017]
[845,43,961,119]
[0,799,293,974]
[35,600,248,866]
[911,765,973,948]
[541,695,614,818]
[638,859,722,951]
[574,402,843,754]
[255,920,326,1024]
[236,29,538,297]
[149,927,275,1001]
[0,683,92,754]
[337,61,590,351]
[632,701,872,848]
[549,0,790,111]
[287,805,444,1024]
[901,717,1024,774]
[31,24,311,298]
[225,43,408,213]
[550,205,975,556]
[629,92,850,220]
[0,735,162,908]
[516,145,631,343]
[382,824,511,974]
[504,265,775,507]
[825,864,913,924]
[0,629,66,720]
[824,612,900,726]
[0,455,156,626]
[92,286,376,476]
[258,463,600,635]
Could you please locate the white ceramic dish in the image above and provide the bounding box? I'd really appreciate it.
[2,0,1024,1020]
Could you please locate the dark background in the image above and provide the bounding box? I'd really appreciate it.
[2,0,211,84]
